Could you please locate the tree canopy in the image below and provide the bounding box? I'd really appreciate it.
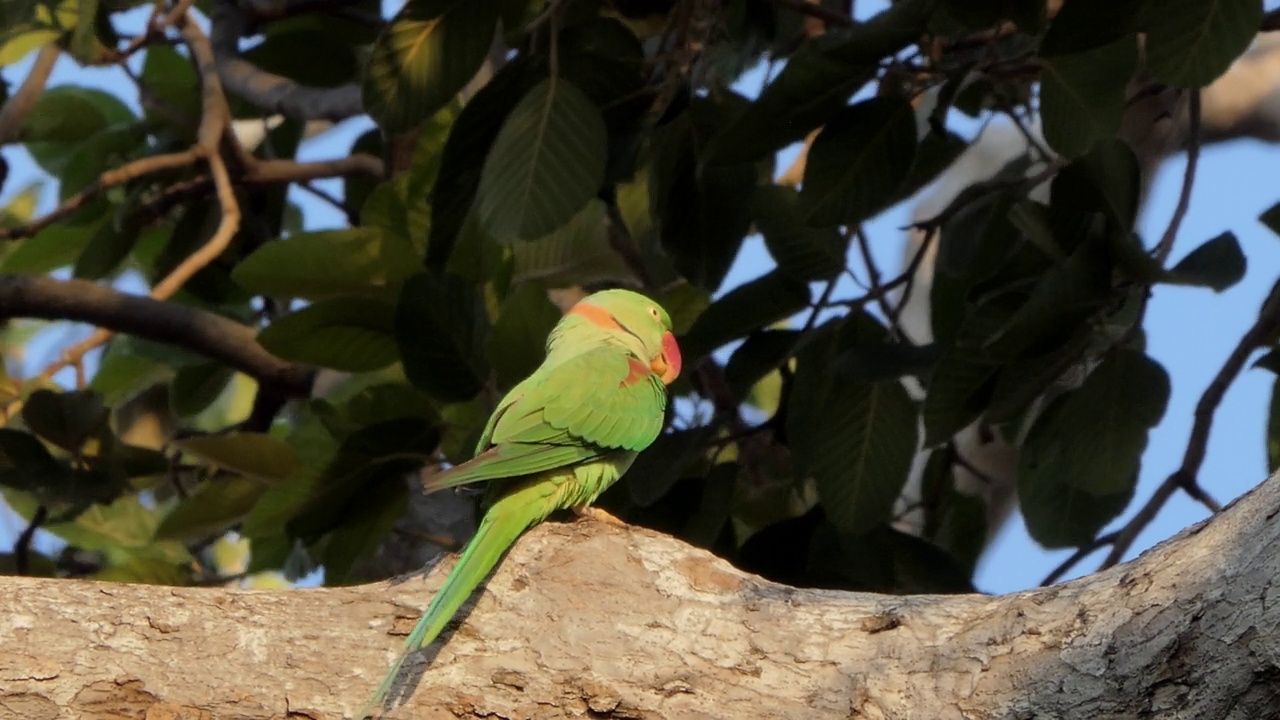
[0,0,1277,605]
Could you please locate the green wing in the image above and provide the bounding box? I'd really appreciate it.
[423,347,666,493]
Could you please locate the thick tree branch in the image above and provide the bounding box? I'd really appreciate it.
[3,469,1280,718]
[209,0,364,121]
[0,274,313,396]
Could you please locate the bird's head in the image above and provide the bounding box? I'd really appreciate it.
[567,289,682,385]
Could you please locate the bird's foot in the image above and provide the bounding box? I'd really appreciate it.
[572,506,627,527]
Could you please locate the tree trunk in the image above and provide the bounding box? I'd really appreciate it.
[3,472,1280,720]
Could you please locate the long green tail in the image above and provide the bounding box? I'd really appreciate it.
[363,487,550,716]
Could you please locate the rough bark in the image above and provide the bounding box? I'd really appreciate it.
[1,469,1278,719]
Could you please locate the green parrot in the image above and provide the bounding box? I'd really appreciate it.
[366,288,683,712]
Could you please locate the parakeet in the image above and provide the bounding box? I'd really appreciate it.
[366,288,682,712]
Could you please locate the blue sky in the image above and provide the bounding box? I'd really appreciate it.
[2,2,1279,594]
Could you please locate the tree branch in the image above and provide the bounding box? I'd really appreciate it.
[0,44,60,146]
[0,274,313,396]
[1152,90,1200,263]
[209,0,365,121]
[1100,280,1280,569]
[3,468,1280,717]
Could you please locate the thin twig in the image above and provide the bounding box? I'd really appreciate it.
[1041,532,1117,586]
[1152,90,1200,263]
[13,505,49,576]
[0,149,202,240]
[1100,280,1280,570]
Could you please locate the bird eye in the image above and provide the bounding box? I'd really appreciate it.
[649,306,660,320]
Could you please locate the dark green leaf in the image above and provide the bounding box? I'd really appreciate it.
[321,472,411,583]
[427,57,541,268]
[1018,348,1172,499]
[810,380,918,534]
[1051,138,1142,232]
[174,432,303,483]
[1041,0,1143,55]
[363,0,500,132]
[921,347,999,447]
[725,330,802,400]
[800,95,917,225]
[170,362,234,418]
[510,199,633,286]
[1040,36,1137,159]
[754,185,848,282]
[258,297,399,372]
[476,77,608,241]
[21,389,108,453]
[1142,0,1262,87]
[155,475,269,540]
[625,428,715,507]
[140,44,200,135]
[679,271,811,361]
[1164,231,1246,292]
[22,85,134,173]
[73,215,141,280]
[231,228,390,300]
[395,271,487,402]
[485,282,562,389]
[1018,467,1134,549]
[706,0,933,164]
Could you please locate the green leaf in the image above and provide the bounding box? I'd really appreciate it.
[724,330,801,401]
[285,417,435,542]
[173,432,303,483]
[320,473,410,583]
[427,57,541,268]
[170,362,235,418]
[155,475,269,540]
[2,206,104,273]
[511,199,633,286]
[90,341,174,406]
[140,44,200,134]
[73,215,141,280]
[706,0,933,164]
[1142,0,1262,87]
[476,77,608,242]
[239,414,338,538]
[1163,231,1246,292]
[785,319,919,535]
[22,85,133,166]
[485,282,562,389]
[1040,36,1138,159]
[650,97,760,291]
[394,271,487,402]
[800,95,917,225]
[258,297,399,372]
[1018,467,1134,550]
[623,428,716,507]
[679,271,811,361]
[753,185,847,281]
[1041,0,1144,55]
[921,347,999,447]
[363,0,499,132]
[93,556,193,586]
[811,379,918,535]
[1027,349,1169,497]
[21,389,108,453]
[231,228,389,300]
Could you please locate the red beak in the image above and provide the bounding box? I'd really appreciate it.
[650,331,682,386]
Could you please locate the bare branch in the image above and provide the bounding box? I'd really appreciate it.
[0,44,60,146]
[209,0,364,121]
[244,154,385,183]
[0,274,313,396]
[1100,280,1280,569]
[1153,90,1201,263]
[13,505,48,576]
